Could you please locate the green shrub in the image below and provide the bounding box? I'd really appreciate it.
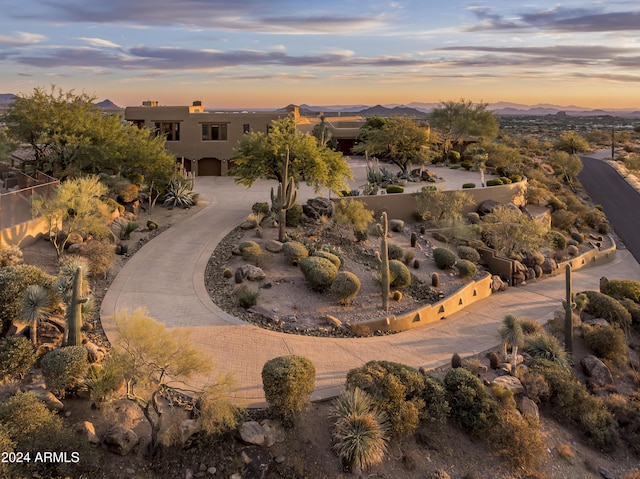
[312,250,341,268]
[0,245,23,267]
[330,388,389,473]
[570,232,585,244]
[346,361,439,437]
[547,230,567,250]
[601,279,640,303]
[116,182,139,203]
[524,332,570,369]
[444,368,498,435]
[462,182,476,189]
[387,243,404,261]
[80,240,116,278]
[581,290,632,328]
[486,178,503,186]
[300,256,338,291]
[354,228,368,242]
[40,346,89,398]
[582,324,627,367]
[252,201,271,216]
[0,264,54,335]
[330,271,361,305]
[433,247,457,269]
[457,259,477,278]
[460,160,473,170]
[238,240,260,253]
[519,317,543,336]
[389,219,404,232]
[489,408,546,474]
[0,335,35,380]
[598,222,610,234]
[552,209,578,231]
[546,194,567,212]
[389,260,411,289]
[282,241,309,265]
[567,244,579,256]
[385,185,404,194]
[241,243,269,267]
[403,249,415,264]
[235,285,260,308]
[457,245,480,263]
[84,358,124,404]
[581,208,606,229]
[518,369,550,404]
[286,204,303,227]
[262,355,316,422]
[619,297,640,326]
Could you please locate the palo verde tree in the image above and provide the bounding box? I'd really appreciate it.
[481,205,549,257]
[554,131,589,155]
[32,175,111,257]
[112,308,240,456]
[548,150,583,191]
[352,116,432,175]
[231,116,352,194]
[430,99,499,159]
[3,85,175,181]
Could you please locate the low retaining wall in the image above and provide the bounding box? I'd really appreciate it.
[0,216,50,249]
[558,237,616,272]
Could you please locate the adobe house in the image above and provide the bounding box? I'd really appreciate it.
[125,101,368,175]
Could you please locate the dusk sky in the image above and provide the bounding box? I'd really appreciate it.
[1,0,639,109]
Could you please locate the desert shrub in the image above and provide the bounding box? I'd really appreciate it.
[313,250,341,268]
[329,388,389,473]
[354,228,368,242]
[0,264,54,334]
[551,209,578,231]
[570,232,585,244]
[581,405,621,451]
[403,249,415,264]
[567,244,579,256]
[519,317,543,336]
[433,247,457,269]
[546,194,567,212]
[581,208,607,229]
[547,230,567,250]
[384,259,410,289]
[462,183,476,188]
[489,407,546,474]
[40,346,89,398]
[601,279,640,303]
[385,185,404,194]
[346,361,433,437]
[456,259,476,278]
[524,332,570,370]
[457,245,480,263]
[262,355,315,422]
[444,367,498,435]
[240,243,269,266]
[282,241,309,265]
[238,240,260,253]
[300,256,338,291]
[285,204,303,227]
[84,357,124,404]
[235,285,260,308]
[582,324,627,367]
[0,335,35,380]
[389,219,404,232]
[460,160,473,170]
[252,201,271,216]
[330,271,361,305]
[597,222,610,234]
[581,290,632,328]
[387,243,404,261]
[619,297,640,326]
[80,240,116,277]
[518,369,550,404]
[116,182,140,203]
[486,178,503,186]
[0,245,23,267]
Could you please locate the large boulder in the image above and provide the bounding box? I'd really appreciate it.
[517,396,540,422]
[74,421,100,444]
[260,419,285,448]
[492,375,525,395]
[541,257,558,275]
[302,197,334,220]
[580,354,613,388]
[239,421,265,446]
[103,426,138,455]
[477,199,501,216]
[239,264,266,281]
[84,341,106,363]
[25,385,64,412]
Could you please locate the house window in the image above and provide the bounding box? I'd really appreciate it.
[130,120,145,129]
[243,124,250,134]
[155,122,180,141]
[202,123,228,141]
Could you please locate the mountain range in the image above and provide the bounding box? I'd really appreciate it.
[1,93,638,117]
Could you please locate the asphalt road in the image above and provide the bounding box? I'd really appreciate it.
[579,155,640,263]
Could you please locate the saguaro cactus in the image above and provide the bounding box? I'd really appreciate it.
[375,212,390,312]
[66,266,87,347]
[562,264,576,356]
[271,148,298,242]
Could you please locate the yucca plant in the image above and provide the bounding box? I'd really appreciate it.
[330,388,389,473]
[20,285,53,348]
[162,175,197,209]
[498,314,523,375]
[525,332,571,370]
[54,256,90,303]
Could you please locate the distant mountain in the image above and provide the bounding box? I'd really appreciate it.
[0,93,16,105]
[355,104,428,118]
[95,99,121,110]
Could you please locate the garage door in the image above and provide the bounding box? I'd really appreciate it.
[198,158,222,176]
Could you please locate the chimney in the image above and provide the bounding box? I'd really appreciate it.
[142,100,158,107]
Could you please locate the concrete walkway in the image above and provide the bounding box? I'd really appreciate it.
[100,159,640,407]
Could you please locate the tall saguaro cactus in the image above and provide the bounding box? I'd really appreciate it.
[562,264,576,357]
[66,266,87,347]
[375,212,390,312]
[271,148,298,242]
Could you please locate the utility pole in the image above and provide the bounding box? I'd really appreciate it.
[611,126,615,159]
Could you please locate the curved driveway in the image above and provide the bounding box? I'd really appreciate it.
[100,162,640,407]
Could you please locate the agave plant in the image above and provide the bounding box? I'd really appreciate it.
[525,332,571,370]
[162,175,197,209]
[20,284,53,347]
[330,388,389,473]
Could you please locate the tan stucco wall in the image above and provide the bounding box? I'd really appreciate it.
[0,216,50,249]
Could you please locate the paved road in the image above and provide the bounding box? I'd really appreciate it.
[579,153,640,263]
[100,161,640,407]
